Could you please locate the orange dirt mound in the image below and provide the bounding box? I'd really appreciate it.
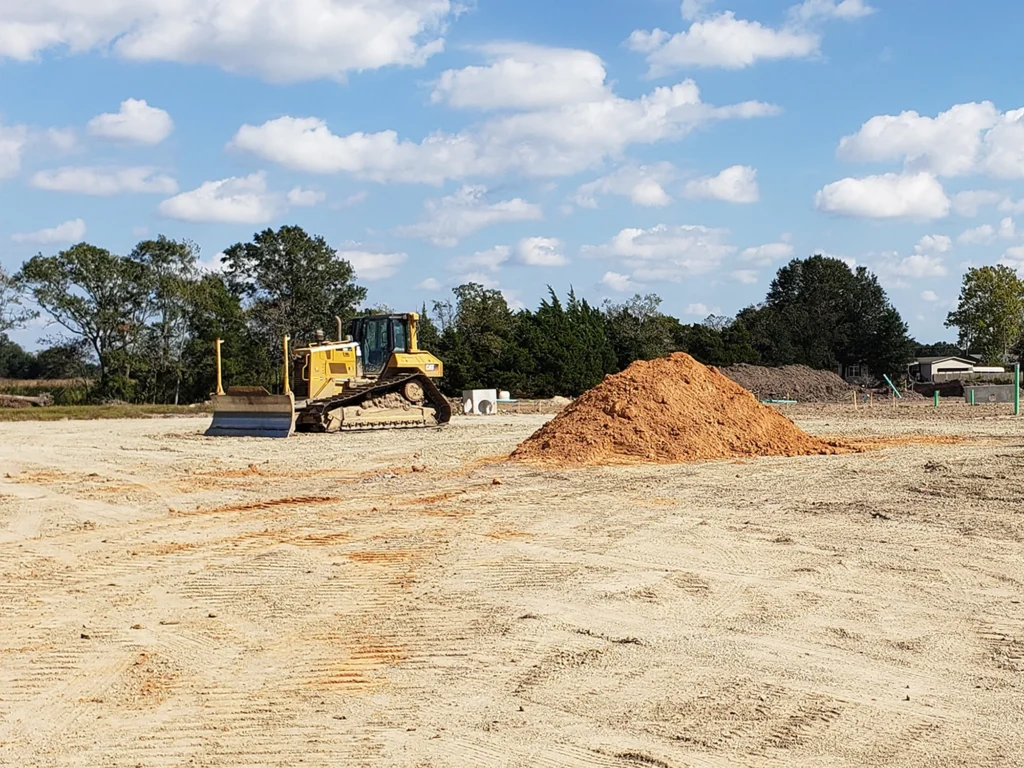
[510,353,840,466]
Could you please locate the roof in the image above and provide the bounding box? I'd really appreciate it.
[914,356,976,365]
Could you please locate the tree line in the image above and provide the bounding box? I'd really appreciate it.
[0,223,1011,404]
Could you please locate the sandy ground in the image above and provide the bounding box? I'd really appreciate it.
[1,403,1024,767]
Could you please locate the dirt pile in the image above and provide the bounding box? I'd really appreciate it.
[721,363,853,402]
[511,353,838,466]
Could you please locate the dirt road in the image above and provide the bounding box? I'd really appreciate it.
[1,408,1023,766]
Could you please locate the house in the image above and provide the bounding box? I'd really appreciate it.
[839,363,870,380]
[910,355,1003,383]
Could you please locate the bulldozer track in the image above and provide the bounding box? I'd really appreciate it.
[295,372,452,433]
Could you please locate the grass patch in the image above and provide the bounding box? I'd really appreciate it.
[0,378,91,391]
[0,404,211,422]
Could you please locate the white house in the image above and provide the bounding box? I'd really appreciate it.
[910,356,1004,383]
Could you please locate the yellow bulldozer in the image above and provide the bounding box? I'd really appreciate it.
[206,312,451,438]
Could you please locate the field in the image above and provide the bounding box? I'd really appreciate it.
[0,404,211,422]
[2,403,1023,766]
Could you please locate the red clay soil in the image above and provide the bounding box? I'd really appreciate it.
[510,353,840,467]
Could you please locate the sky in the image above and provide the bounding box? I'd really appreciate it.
[3,0,1024,349]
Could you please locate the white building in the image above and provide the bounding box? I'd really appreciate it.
[910,356,1004,383]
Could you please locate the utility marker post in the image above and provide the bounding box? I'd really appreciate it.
[1016,363,1021,417]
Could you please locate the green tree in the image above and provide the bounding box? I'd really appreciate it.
[34,339,92,379]
[223,225,367,348]
[676,316,760,367]
[915,341,968,358]
[429,283,522,395]
[417,302,442,353]
[601,293,676,369]
[946,265,1024,364]
[18,244,151,395]
[1,266,34,334]
[0,334,37,378]
[515,288,616,397]
[179,273,274,402]
[129,236,201,403]
[742,255,914,378]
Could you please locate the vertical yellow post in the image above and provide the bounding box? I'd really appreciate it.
[214,338,225,396]
[408,312,420,352]
[852,391,858,410]
[283,334,291,395]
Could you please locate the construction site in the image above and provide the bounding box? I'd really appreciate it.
[1,353,1022,767]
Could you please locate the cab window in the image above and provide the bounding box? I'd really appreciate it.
[392,320,407,352]
[364,318,387,371]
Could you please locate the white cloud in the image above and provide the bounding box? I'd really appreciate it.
[396,185,543,246]
[330,191,369,210]
[684,165,759,203]
[198,251,228,273]
[741,241,795,266]
[732,269,759,284]
[870,235,954,281]
[339,249,408,281]
[517,236,568,267]
[958,217,1016,245]
[582,223,736,281]
[158,171,281,224]
[31,166,178,196]
[230,80,778,184]
[999,197,1024,214]
[46,127,77,152]
[417,277,442,291]
[814,172,950,219]
[431,43,610,110]
[982,108,1024,178]
[502,290,526,311]
[87,98,173,144]
[1000,246,1024,274]
[0,123,27,179]
[681,0,710,21]
[573,163,676,208]
[789,0,876,23]
[952,189,1003,217]
[958,224,995,245]
[286,186,326,206]
[448,245,510,273]
[459,272,499,290]
[0,0,455,83]
[629,12,819,76]
[915,234,953,254]
[921,290,939,302]
[874,251,948,279]
[685,302,721,316]
[837,102,1024,179]
[600,271,639,292]
[11,218,86,244]
[818,251,857,269]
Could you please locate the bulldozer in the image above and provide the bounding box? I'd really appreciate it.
[206,312,452,438]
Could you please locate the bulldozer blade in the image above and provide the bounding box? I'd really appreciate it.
[206,387,296,438]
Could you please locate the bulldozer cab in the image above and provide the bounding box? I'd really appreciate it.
[349,315,411,376]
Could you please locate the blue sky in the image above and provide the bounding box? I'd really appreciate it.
[3,0,1024,349]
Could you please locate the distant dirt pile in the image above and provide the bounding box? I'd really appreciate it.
[511,353,838,466]
[721,363,853,402]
